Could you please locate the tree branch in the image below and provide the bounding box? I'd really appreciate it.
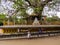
[25,0,52,7]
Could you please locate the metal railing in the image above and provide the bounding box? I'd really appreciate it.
[0,25,60,39]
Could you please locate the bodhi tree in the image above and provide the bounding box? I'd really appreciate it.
[9,0,53,24]
[12,0,52,16]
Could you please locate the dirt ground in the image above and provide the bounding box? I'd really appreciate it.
[0,36,60,45]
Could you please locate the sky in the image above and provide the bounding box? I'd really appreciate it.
[43,3,60,18]
[0,0,60,18]
[1,0,14,10]
[0,0,14,14]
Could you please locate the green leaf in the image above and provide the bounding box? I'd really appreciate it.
[0,14,6,19]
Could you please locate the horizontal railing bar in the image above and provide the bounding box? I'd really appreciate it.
[0,25,60,28]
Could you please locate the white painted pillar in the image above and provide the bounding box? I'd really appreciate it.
[17,29,20,33]
[27,31,31,38]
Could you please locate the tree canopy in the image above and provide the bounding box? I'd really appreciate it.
[12,0,52,18]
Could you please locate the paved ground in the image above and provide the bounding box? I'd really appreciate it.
[0,36,60,45]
